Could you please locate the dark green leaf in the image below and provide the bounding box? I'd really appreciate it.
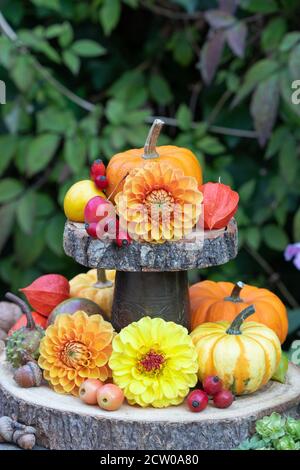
[45,213,65,256]
[0,178,24,203]
[64,136,86,174]
[176,104,192,131]
[261,18,287,53]
[149,74,173,106]
[279,135,298,184]
[239,179,256,202]
[26,134,60,176]
[245,227,261,250]
[105,100,125,125]
[0,135,17,176]
[280,32,300,52]
[63,50,80,74]
[167,30,195,67]
[16,191,36,235]
[241,0,278,13]
[99,0,121,36]
[197,136,225,154]
[289,44,300,81]
[14,220,46,268]
[265,126,289,159]
[71,40,106,57]
[232,59,279,107]
[263,224,289,251]
[11,55,34,91]
[0,203,16,253]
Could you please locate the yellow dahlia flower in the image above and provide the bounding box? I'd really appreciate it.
[109,317,198,407]
[38,311,113,396]
[115,161,203,242]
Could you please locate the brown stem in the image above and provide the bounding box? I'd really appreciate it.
[142,119,164,159]
[226,305,256,335]
[225,281,244,302]
[94,269,113,289]
[5,292,35,330]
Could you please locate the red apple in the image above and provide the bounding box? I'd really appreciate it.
[97,384,124,411]
[79,379,103,405]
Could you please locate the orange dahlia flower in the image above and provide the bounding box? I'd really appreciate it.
[115,161,203,242]
[38,311,114,396]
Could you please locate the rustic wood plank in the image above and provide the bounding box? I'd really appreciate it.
[0,353,299,450]
[63,219,238,272]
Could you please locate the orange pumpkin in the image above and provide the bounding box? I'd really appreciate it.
[106,119,203,202]
[190,281,288,344]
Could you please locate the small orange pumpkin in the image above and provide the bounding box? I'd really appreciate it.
[106,119,203,202]
[189,281,288,344]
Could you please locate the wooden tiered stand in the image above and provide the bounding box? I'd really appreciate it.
[0,218,300,450]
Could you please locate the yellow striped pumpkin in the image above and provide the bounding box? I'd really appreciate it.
[190,305,281,395]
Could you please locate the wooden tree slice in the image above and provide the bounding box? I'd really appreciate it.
[63,218,238,271]
[0,353,299,450]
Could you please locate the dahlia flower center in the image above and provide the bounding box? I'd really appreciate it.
[144,189,174,210]
[138,349,165,375]
[60,341,91,368]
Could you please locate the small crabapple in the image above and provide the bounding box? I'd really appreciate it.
[79,379,103,405]
[97,384,124,411]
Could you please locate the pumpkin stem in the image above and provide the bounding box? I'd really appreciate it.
[225,281,244,302]
[142,119,164,159]
[226,305,255,335]
[94,269,113,289]
[5,292,36,330]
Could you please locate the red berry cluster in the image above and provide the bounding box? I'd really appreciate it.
[187,375,234,413]
[85,160,131,248]
[90,160,108,190]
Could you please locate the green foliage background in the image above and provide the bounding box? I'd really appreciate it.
[0,0,300,342]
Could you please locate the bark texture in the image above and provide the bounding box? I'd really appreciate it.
[0,354,299,450]
[63,219,238,271]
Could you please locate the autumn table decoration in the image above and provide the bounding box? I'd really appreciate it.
[38,311,114,396]
[115,161,203,242]
[109,316,198,408]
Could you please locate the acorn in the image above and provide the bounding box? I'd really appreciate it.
[0,416,14,442]
[14,361,43,388]
[12,429,36,450]
[5,293,44,368]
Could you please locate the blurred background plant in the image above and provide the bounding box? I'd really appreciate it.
[0,0,299,348]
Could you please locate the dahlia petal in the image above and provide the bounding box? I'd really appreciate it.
[129,381,146,395]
